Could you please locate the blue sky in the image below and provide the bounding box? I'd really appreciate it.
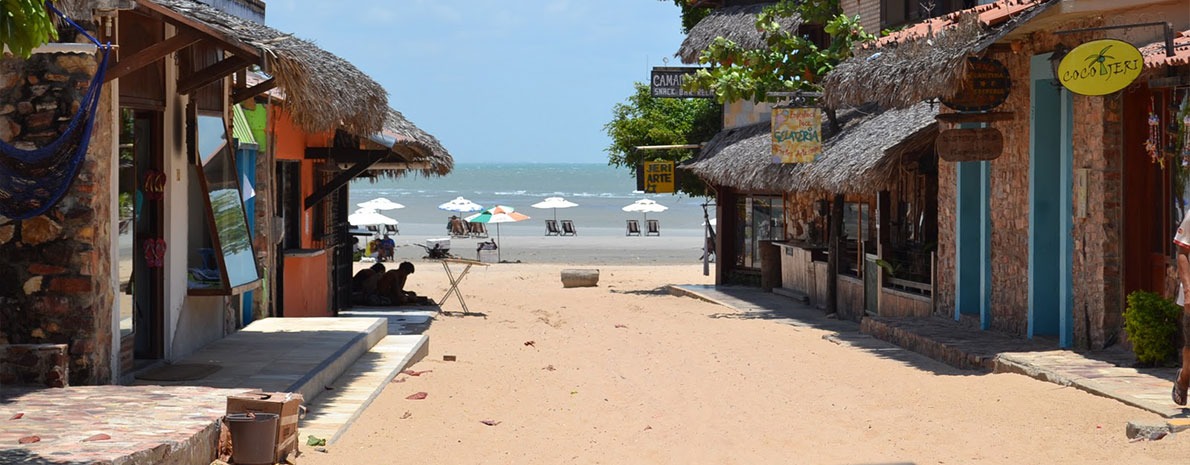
[265,1,688,164]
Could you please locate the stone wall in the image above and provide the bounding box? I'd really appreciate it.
[0,50,115,385]
[934,21,1127,349]
[0,343,68,387]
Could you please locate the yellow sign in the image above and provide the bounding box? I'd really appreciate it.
[1057,39,1143,96]
[643,161,675,193]
[771,107,821,163]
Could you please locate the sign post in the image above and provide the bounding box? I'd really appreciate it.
[643,161,675,193]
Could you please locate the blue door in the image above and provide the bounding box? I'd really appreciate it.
[955,159,991,328]
[1028,53,1074,347]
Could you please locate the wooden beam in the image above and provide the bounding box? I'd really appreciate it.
[135,1,262,61]
[305,160,382,210]
[105,29,203,83]
[934,111,1015,124]
[177,56,249,95]
[304,147,391,160]
[232,77,276,103]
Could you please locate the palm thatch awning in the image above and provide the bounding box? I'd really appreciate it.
[682,103,938,194]
[675,3,802,64]
[363,108,454,177]
[145,0,388,135]
[822,0,1055,109]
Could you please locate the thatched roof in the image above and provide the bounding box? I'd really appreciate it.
[364,108,454,178]
[675,3,802,64]
[822,0,1054,109]
[682,103,937,194]
[148,0,388,135]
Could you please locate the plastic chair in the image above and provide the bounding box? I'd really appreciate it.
[646,219,660,236]
[626,219,641,236]
[545,219,561,236]
[561,220,577,236]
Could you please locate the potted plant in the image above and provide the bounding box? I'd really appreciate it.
[1124,290,1182,366]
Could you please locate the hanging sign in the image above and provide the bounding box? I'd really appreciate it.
[643,161,675,193]
[771,107,822,164]
[937,127,1004,162]
[650,67,714,98]
[941,57,1012,112]
[1057,39,1143,96]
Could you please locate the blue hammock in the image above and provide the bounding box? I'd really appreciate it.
[0,3,111,220]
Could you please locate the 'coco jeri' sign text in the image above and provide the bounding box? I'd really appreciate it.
[1057,39,1143,96]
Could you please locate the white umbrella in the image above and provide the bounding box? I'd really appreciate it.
[530,196,579,223]
[622,198,669,221]
[358,197,405,211]
[348,208,398,227]
[438,196,485,213]
[465,205,530,262]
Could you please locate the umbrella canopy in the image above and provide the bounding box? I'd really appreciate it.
[530,196,579,222]
[623,198,668,221]
[465,206,530,262]
[358,197,405,210]
[348,208,398,227]
[438,196,484,213]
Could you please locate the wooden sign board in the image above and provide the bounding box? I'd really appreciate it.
[650,67,714,99]
[643,160,675,193]
[941,58,1012,112]
[771,107,822,163]
[937,127,1004,162]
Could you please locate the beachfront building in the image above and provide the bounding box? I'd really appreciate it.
[823,0,1190,349]
[263,88,452,317]
[0,0,448,386]
[677,1,944,321]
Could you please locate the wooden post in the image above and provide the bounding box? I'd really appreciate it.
[826,194,844,314]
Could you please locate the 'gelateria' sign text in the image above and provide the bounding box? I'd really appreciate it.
[771,107,821,164]
[1057,39,1143,96]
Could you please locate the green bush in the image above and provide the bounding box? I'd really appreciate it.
[1124,290,1182,365]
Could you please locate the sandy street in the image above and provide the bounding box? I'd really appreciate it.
[305,263,1190,464]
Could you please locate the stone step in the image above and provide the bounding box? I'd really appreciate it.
[281,317,389,404]
[299,334,429,445]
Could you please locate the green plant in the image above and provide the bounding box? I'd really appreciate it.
[1124,290,1182,366]
[0,0,58,59]
[874,259,898,278]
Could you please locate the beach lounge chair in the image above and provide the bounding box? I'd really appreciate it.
[449,218,469,237]
[626,219,641,236]
[561,220,577,236]
[646,219,660,236]
[383,224,399,236]
[545,219,561,236]
[469,222,489,238]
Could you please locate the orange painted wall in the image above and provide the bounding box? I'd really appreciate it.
[282,252,330,317]
[269,107,334,249]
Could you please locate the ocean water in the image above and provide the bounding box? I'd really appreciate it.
[347,163,713,238]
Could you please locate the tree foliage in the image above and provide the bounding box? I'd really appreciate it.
[686,0,874,104]
[604,82,721,197]
[1,0,58,59]
[661,0,710,35]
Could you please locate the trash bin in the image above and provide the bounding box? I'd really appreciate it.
[226,413,279,465]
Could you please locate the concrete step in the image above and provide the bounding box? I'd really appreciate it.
[299,334,429,444]
[285,317,389,405]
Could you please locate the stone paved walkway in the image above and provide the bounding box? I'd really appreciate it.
[0,385,249,464]
[671,284,1187,420]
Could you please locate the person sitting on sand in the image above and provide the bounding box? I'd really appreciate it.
[351,263,386,305]
[376,261,428,305]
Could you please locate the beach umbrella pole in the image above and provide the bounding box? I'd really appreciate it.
[496,224,502,262]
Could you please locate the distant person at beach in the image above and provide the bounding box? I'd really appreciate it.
[449,216,467,236]
[376,261,425,305]
[379,234,395,262]
[1173,213,1190,405]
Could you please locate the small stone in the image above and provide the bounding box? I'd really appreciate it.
[1125,420,1171,440]
[23,276,42,295]
[0,224,14,244]
[314,447,327,453]
[20,216,63,245]
[443,355,457,361]
[43,73,69,82]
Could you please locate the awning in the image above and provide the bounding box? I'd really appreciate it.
[682,103,938,194]
[230,104,257,150]
[823,0,1056,109]
[674,3,802,64]
[362,108,454,177]
[128,0,388,135]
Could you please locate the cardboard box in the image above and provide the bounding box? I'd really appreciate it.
[227,391,304,463]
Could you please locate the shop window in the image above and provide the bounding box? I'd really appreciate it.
[187,109,261,295]
[734,195,785,270]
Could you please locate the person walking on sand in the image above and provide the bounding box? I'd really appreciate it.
[1172,213,1190,405]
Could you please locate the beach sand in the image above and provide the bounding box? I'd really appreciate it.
[304,258,1190,465]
